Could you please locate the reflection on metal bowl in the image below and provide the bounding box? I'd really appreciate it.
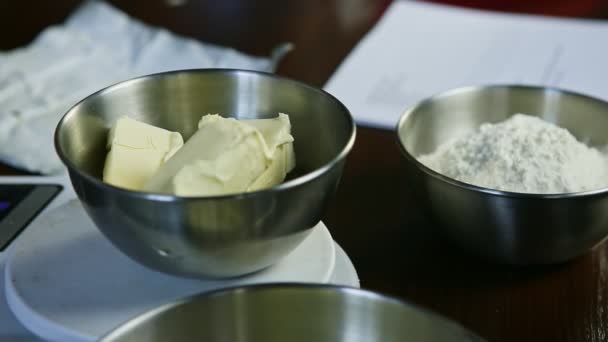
[55,69,356,278]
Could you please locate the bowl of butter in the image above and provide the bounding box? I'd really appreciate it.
[55,69,355,278]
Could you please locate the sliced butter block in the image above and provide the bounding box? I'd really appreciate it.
[245,113,296,191]
[145,114,295,196]
[247,142,296,191]
[103,116,184,191]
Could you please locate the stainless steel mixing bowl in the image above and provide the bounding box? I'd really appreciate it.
[396,85,608,264]
[55,69,355,278]
[100,284,484,342]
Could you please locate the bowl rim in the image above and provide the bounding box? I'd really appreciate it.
[98,283,484,341]
[55,68,357,202]
[395,84,608,199]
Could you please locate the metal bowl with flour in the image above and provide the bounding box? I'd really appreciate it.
[396,85,608,265]
[100,284,484,342]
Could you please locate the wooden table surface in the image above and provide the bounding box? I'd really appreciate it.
[2,1,608,341]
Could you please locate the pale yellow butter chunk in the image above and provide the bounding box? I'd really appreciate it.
[144,114,295,196]
[102,116,184,191]
[248,142,295,191]
[244,114,296,191]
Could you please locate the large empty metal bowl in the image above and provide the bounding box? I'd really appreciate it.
[55,69,355,278]
[396,85,608,264]
[100,284,484,342]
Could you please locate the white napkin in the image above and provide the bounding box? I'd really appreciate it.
[0,1,291,174]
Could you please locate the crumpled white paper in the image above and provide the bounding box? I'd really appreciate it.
[0,1,290,174]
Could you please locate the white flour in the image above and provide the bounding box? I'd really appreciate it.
[418,114,608,193]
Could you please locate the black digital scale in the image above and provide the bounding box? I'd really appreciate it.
[0,184,62,251]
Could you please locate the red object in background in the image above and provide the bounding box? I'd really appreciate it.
[426,0,607,17]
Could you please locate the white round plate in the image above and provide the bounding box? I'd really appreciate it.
[5,200,336,342]
[331,243,360,287]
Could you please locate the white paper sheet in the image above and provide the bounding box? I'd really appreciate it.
[0,1,290,174]
[324,0,608,129]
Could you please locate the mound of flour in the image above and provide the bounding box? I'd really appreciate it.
[418,114,608,193]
